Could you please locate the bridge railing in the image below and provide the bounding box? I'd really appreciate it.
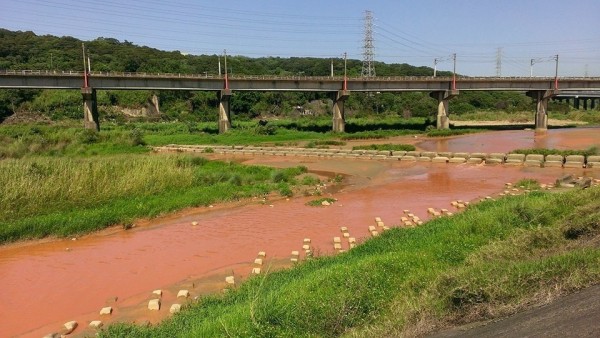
[1,69,599,82]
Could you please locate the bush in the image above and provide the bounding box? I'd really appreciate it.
[128,128,146,146]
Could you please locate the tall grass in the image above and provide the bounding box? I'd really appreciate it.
[0,154,311,243]
[101,186,600,337]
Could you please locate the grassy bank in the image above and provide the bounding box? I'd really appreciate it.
[510,146,599,157]
[101,185,600,337]
[0,154,314,243]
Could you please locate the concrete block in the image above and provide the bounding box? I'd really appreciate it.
[376,221,384,227]
[400,216,408,222]
[254,258,263,265]
[342,232,350,238]
[406,151,421,157]
[467,158,483,164]
[89,320,103,328]
[470,152,487,159]
[418,156,432,162]
[587,162,600,168]
[341,226,349,232]
[177,290,190,298]
[191,221,198,226]
[421,151,437,158]
[170,304,182,314]
[505,159,524,166]
[148,299,161,311]
[368,225,377,232]
[371,230,379,237]
[378,150,392,156]
[333,243,342,250]
[333,237,341,243]
[485,158,504,164]
[64,321,78,334]
[564,162,584,168]
[291,250,299,256]
[374,217,381,222]
[348,237,356,243]
[453,152,470,159]
[252,267,261,274]
[152,290,162,297]
[565,155,585,163]
[257,251,266,258]
[403,209,411,214]
[391,151,407,157]
[99,306,112,315]
[525,154,544,162]
[225,276,235,284]
[438,152,453,158]
[373,155,387,160]
[303,238,311,244]
[349,243,357,249]
[524,160,542,167]
[587,155,600,163]
[432,156,449,163]
[400,155,417,161]
[506,153,526,161]
[488,153,506,160]
[449,157,467,164]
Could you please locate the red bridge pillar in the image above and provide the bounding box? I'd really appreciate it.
[218,89,232,133]
[332,90,349,133]
[81,87,99,131]
[430,90,459,129]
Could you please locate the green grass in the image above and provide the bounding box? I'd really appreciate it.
[510,147,599,157]
[352,143,416,152]
[515,178,541,190]
[100,185,600,337]
[306,197,337,207]
[0,155,311,243]
[426,128,482,137]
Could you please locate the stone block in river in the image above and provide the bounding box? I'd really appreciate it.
[418,156,432,162]
[470,152,487,159]
[254,258,263,265]
[257,251,266,258]
[437,152,453,158]
[421,151,437,158]
[485,158,503,164]
[64,321,78,334]
[225,276,235,284]
[170,304,181,314]
[89,320,103,328]
[333,243,342,250]
[525,154,544,162]
[303,238,311,244]
[177,290,190,298]
[400,155,417,161]
[333,237,341,243]
[291,250,300,256]
[467,158,483,164]
[99,306,112,315]
[524,160,542,167]
[148,299,161,311]
[406,151,421,157]
[252,267,261,274]
[449,157,466,164]
[368,225,376,232]
[391,151,407,157]
[152,289,162,297]
[453,152,470,159]
[432,156,449,163]
[565,155,585,164]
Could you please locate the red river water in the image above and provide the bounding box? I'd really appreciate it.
[1,128,598,337]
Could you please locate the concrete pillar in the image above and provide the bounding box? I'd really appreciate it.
[429,90,459,129]
[81,87,99,131]
[574,97,580,109]
[332,90,349,133]
[526,90,556,132]
[582,98,588,110]
[218,89,232,133]
[591,99,596,110]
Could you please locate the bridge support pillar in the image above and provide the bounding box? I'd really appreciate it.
[218,89,232,133]
[430,90,459,129]
[527,90,556,132]
[592,99,596,110]
[81,87,99,131]
[583,98,588,110]
[332,90,349,133]
[574,97,580,109]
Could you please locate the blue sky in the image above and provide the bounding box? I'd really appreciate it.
[2,0,599,76]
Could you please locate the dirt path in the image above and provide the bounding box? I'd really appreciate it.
[428,284,600,338]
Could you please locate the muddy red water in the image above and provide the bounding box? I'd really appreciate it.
[417,127,600,153]
[1,129,598,337]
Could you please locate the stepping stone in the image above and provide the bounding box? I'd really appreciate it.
[340,226,348,232]
[368,225,376,232]
[303,238,311,244]
[342,232,350,238]
[225,276,235,284]
[152,289,162,297]
[376,221,384,227]
[302,244,310,250]
[99,306,112,315]
[333,237,341,243]
[291,250,299,256]
[371,231,379,237]
[191,221,198,226]
[350,243,357,249]
[290,258,298,262]
[177,290,190,298]
[374,217,382,222]
[252,267,261,274]
[257,251,266,258]
[64,321,78,334]
[254,258,263,265]
[333,243,342,250]
[89,320,103,328]
[170,304,181,314]
[148,299,161,311]
[348,237,356,244]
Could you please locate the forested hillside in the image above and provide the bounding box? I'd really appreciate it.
[0,29,544,123]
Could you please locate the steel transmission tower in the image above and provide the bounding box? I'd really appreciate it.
[361,10,376,77]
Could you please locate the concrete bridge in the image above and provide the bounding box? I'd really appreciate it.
[1,70,600,133]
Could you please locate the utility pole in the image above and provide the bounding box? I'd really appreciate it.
[452,53,457,90]
[343,52,348,90]
[554,54,559,89]
[530,58,535,77]
[496,47,502,77]
[223,49,228,89]
[218,55,221,76]
[433,58,438,77]
[330,59,334,78]
[361,10,376,77]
